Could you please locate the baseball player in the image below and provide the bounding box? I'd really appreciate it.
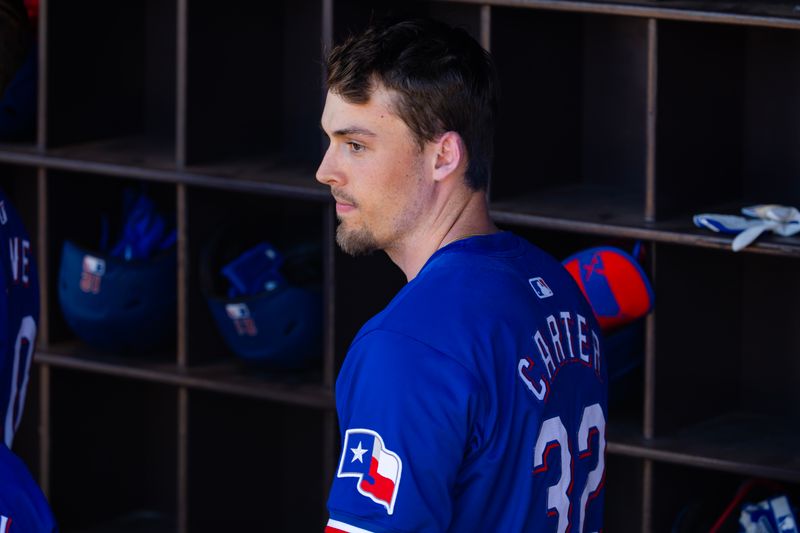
[317,19,608,533]
[0,188,58,532]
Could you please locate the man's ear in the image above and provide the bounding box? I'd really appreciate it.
[432,131,465,183]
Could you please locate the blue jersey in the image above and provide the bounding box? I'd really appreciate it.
[0,443,57,532]
[0,189,39,448]
[327,232,608,533]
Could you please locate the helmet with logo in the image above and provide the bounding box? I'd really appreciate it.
[199,224,323,369]
[58,188,177,353]
[563,244,654,407]
[562,245,654,334]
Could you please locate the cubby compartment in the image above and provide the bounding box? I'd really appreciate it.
[605,455,645,532]
[184,0,322,181]
[652,244,800,481]
[655,21,800,222]
[47,0,176,167]
[649,462,800,532]
[489,9,649,227]
[50,370,177,532]
[46,171,177,360]
[187,391,328,532]
[185,186,327,385]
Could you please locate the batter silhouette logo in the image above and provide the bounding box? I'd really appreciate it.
[529,276,554,299]
[337,428,402,515]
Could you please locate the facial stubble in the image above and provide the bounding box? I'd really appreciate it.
[336,217,381,256]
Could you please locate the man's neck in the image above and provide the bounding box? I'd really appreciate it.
[386,189,498,282]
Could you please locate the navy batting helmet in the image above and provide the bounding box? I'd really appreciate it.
[200,225,323,369]
[58,189,177,353]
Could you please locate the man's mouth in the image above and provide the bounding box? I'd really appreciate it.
[333,193,356,214]
[335,202,355,215]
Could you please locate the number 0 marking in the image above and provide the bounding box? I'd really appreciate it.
[533,402,606,533]
[5,316,36,447]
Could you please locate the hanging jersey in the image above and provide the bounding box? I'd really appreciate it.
[0,443,57,532]
[0,188,39,448]
[327,231,607,533]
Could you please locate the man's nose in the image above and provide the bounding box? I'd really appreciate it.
[316,146,340,187]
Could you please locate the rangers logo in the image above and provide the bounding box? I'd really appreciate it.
[225,303,258,336]
[80,255,106,294]
[337,429,402,515]
[529,277,554,299]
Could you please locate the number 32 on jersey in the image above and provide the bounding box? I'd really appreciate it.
[534,403,605,533]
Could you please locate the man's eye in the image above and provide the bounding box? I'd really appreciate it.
[347,141,365,153]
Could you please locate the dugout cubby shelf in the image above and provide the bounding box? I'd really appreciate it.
[0,0,797,531]
[0,149,329,200]
[492,199,800,257]
[611,412,800,483]
[44,137,179,173]
[35,346,334,409]
[0,142,39,156]
[184,159,327,200]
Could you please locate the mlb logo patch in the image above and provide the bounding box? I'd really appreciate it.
[529,277,554,299]
[338,429,402,515]
[80,254,105,294]
[225,303,258,336]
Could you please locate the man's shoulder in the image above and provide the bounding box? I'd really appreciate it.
[0,444,56,531]
[357,252,515,340]
[349,231,590,366]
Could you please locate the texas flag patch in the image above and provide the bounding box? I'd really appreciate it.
[337,429,402,515]
[80,254,106,294]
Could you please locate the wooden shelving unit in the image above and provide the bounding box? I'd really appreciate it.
[2,0,799,531]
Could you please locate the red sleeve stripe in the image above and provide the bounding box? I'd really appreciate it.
[326,518,375,533]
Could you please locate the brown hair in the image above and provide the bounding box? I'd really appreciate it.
[326,18,498,191]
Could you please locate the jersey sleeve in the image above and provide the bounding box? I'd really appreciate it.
[327,328,482,533]
[0,444,59,533]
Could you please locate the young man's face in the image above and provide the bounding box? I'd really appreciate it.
[316,86,434,256]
